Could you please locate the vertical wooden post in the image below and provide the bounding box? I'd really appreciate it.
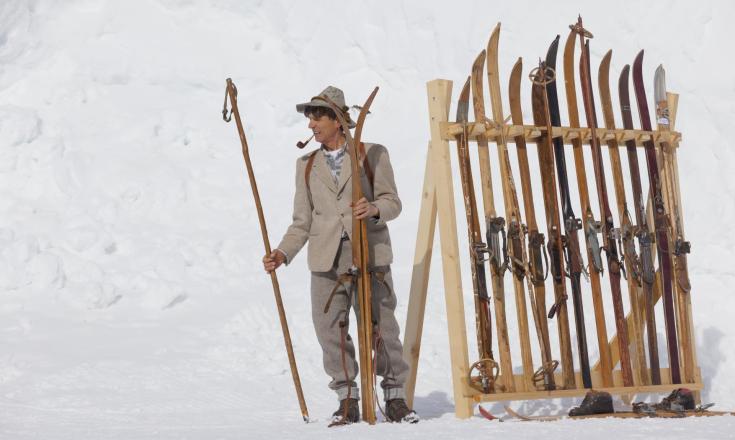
[404,79,473,418]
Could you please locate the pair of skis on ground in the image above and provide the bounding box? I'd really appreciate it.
[479,403,720,422]
[458,16,691,395]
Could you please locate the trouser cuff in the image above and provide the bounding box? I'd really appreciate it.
[383,386,406,401]
[336,386,360,401]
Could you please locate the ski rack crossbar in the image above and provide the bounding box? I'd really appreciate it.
[401,79,701,419]
[439,123,682,147]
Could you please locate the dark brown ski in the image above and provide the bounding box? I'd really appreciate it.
[618,64,662,385]
[633,51,681,384]
[456,76,499,394]
[544,35,592,389]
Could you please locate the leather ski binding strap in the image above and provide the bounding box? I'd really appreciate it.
[507,220,527,279]
[585,218,604,274]
[638,230,656,286]
[486,216,509,275]
[527,230,549,285]
[621,218,643,286]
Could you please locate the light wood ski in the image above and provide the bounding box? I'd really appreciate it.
[530,60,576,390]
[509,58,558,391]
[470,44,515,393]
[485,23,534,391]
[598,49,648,386]
[456,76,500,394]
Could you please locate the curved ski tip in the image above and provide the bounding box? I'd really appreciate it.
[488,23,500,46]
[619,63,630,82]
[656,64,665,74]
[554,34,560,42]
[473,49,487,66]
[634,49,644,63]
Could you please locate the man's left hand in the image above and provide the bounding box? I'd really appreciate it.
[352,197,379,220]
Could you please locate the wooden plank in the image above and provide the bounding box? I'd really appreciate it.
[426,79,474,419]
[402,142,438,408]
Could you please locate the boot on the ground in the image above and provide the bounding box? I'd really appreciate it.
[569,390,614,416]
[385,398,419,423]
[330,398,360,426]
[655,388,695,412]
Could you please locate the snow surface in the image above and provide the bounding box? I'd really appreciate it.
[1,0,735,438]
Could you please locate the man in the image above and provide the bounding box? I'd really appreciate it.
[262,86,418,425]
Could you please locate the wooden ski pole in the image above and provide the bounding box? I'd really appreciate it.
[223,78,309,422]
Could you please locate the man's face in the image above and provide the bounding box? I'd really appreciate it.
[307,113,342,146]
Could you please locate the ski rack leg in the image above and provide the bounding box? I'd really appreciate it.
[663,93,699,394]
[403,79,474,419]
[402,141,437,408]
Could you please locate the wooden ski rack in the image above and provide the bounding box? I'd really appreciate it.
[401,78,702,419]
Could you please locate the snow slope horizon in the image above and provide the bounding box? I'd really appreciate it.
[1,1,734,438]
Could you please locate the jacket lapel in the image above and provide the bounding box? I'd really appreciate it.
[336,149,353,195]
[313,151,338,194]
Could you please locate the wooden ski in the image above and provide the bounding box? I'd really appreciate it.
[485,23,534,391]
[456,76,500,394]
[632,50,681,384]
[654,65,694,383]
[530,60,576,390]
[544,35,592,389]
[562,28,614,388]
[573,17,634,387]
[618,63,662,385]
[509,58,558,391]
[314,87,381,422]
[470,45,515,393]
[598,50,648,386]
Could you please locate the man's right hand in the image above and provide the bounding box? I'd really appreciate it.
[263,249,286,273]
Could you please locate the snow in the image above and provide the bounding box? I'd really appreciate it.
[1,0,734,438]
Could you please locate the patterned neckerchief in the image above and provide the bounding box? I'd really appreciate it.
[322,143,347,184]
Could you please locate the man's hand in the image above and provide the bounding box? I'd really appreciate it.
[352,197,379,220]
[263,249,286,273]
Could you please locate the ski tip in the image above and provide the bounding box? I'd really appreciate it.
[634,49,644,64]
[478,405,499,421]
[473,49,487,66]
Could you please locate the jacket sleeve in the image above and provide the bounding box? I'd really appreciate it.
[369,144,401,226]
[275,157,312,264]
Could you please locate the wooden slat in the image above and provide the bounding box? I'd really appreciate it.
[402,142,438,408]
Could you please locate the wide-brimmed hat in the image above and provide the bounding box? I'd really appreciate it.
[296,86,356,129]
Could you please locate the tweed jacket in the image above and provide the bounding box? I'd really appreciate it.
[276,142,401,272]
